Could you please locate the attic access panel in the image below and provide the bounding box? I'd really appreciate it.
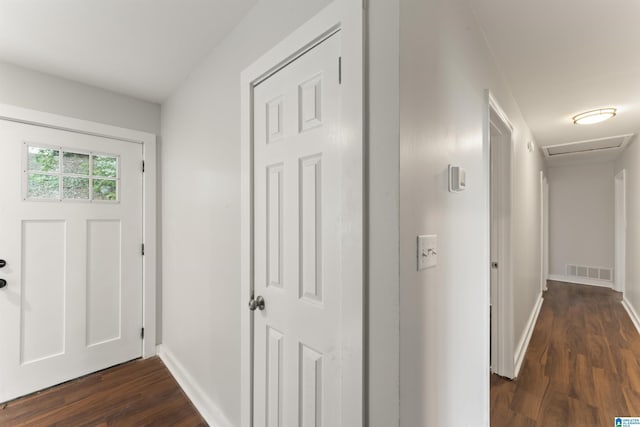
[544,134,633,157]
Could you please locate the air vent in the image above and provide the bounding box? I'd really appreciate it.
[566,264,613,282]
[600,269,612,281]
[544,134,633,157]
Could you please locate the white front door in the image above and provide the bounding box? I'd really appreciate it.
[0,119,144,403]
[252,32,343,426]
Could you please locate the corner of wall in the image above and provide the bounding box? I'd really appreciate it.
[368,0,400,426]
[157,345,234,427]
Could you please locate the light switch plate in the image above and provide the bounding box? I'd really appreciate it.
[417,234,437,270]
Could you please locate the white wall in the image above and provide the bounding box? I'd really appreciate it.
[548,161,615,277]
[399,0,545,425]
[616,137,640,315]
[0,60,160,134]
[160,1,332,425]
[368,0,400,426]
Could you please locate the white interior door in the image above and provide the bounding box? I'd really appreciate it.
[0,119,144,403]
[490,124,500,373]
[488,103,514,378]
[252,32,343,426]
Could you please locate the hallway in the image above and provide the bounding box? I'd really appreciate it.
[491,281,640,426]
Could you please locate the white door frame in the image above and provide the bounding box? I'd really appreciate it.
[615,169,626,293]
[540,171,549,292]
[0,103,157,358]
[240,3,364,427]
[485,92,515,379]
[544,177,549,289]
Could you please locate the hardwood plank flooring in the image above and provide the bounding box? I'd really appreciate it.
[491,280,640,426]
[0,357,206,426]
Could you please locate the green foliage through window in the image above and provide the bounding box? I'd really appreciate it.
[63,177,90,200]
[26,146,118,202]
[93,156,117,177]
[28,147,59,172]
[63,152,90,175]
[93,179,117,201]
[28,174,59,199]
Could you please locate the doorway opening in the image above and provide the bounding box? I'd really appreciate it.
[488,94,515,379]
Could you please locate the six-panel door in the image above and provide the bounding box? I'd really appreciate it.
[252,33,342,427]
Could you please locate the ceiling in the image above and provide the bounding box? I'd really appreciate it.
[471,0,640,149]
[0,0,257,103]
[2,0,638,143]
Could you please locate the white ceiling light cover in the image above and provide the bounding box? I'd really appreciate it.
[572,108,617,125]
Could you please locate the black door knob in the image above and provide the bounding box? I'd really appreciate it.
[0,279,6,289]
[0,260,5,268]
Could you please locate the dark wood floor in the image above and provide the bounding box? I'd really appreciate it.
[491,280,640,426]
[0,357,206,426]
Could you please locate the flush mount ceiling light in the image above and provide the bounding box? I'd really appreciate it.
[572,108,617,125]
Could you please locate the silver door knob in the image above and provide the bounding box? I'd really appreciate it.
[248,296,265,311]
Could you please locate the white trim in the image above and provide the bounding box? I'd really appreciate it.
[543,178,549,290]
[240,3,364,427]
[485,91,514,379]
[488,93,514,132]
[622,298,640,335]
[157,345,233,427]
[513,293,543,377]
[548,274,613,289]
[539,172,549,293]
[540,171,544,294]
[0,102,157,358]
[615,169,626,293]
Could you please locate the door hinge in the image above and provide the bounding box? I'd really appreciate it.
[338,56,342,84]
[142,160,145,173]
[141,243,145,256]
[141,327,145,339]
[363,0,368,10]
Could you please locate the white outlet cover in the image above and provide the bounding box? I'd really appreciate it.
[417,234,437,270]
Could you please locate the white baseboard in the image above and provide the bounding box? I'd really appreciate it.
[622,298,640,336]
[157,345,233,427]
[548,274,613,289]
[513,293,543,378]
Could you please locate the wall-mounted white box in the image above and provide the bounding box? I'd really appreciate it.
[448,165,466,192]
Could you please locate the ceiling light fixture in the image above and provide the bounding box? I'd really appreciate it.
[572,108,617,125]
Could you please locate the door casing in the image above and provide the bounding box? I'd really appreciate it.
[485,92,515,379]
[540,171,549,293]
[0,103,157,359]
[615,169,626,293]
[240,2,365,426]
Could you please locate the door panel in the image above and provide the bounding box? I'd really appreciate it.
[86,219,122,346]
[0,119,143,403]
[21,220,66,364]
[252,33,341,426]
